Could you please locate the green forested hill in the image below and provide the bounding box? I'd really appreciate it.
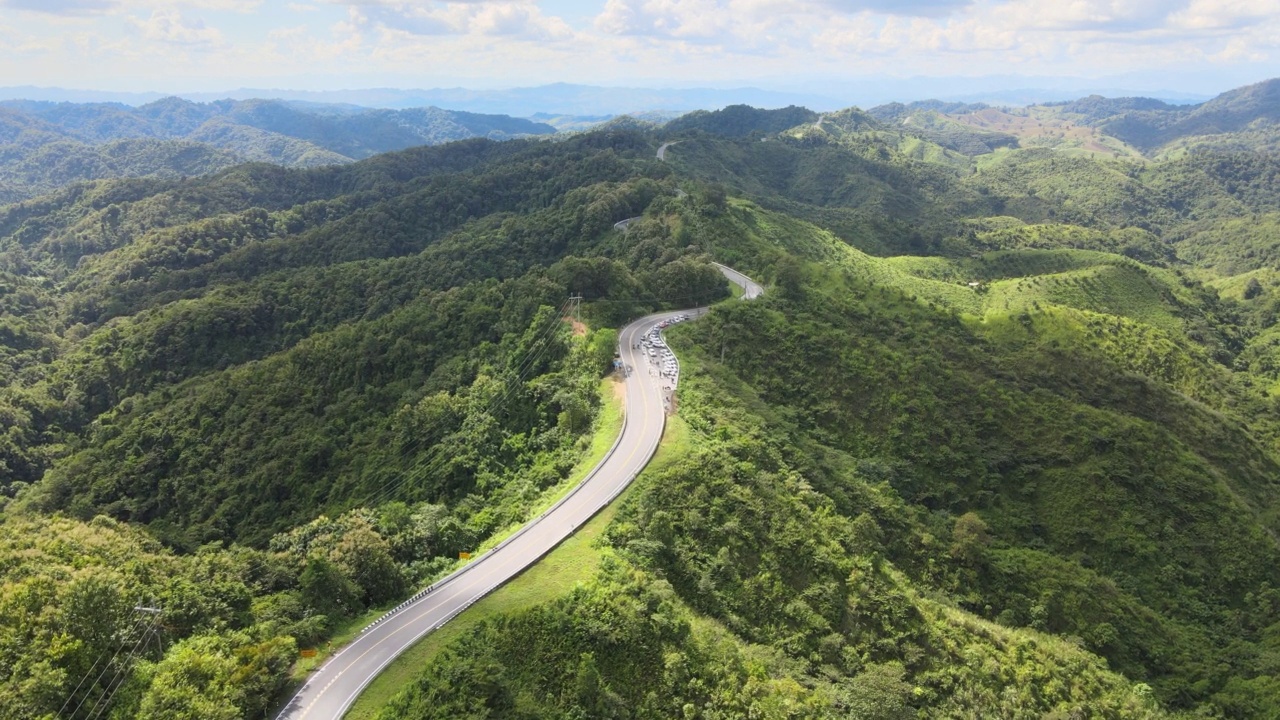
[2,99,1280,719]
[855,78,1280,162]
[663,104,819,138]
[0,97,559,203]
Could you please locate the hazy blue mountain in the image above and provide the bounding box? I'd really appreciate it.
[0,97,557,202]
[0,84,843,115]
[532,110,685,132]
[1052,79,1280,151]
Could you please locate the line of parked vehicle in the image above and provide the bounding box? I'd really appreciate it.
[631,314,694,408]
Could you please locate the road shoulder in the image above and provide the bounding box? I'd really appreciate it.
[344,414,692,720]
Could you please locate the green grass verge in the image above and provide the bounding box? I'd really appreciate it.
[468,376,626,557]
[344,395,692,719]
[276,377,625,705]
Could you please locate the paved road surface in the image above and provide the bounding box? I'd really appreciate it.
[275,266,760,720]
[657,141,680,160]
[712,262,764,299]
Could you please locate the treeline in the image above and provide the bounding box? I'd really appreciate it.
[5,112,1280,719]
[658,260,1280,713]
[0,96,564,203]
[0,127,743,717]
[380,182,1280,717]
[377,266,1177,718]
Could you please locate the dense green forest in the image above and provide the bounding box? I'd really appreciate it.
[3,80,1280,718]
[0,97,558,204]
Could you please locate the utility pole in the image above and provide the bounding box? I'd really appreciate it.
[133,605,165,657]
[568,294,583,323]
[66,604,165,720]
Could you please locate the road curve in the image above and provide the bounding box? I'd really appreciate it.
[657,141,680,160]
[712,262,764,299]
[275,265,760,720]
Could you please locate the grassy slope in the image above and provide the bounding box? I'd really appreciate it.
[273,375,628,705]
[346,397,693,720]
[721,197,1205,339]
[364,317,1169,718]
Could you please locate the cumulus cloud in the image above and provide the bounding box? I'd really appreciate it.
[4,0,1278,94]
[1001,0,1182,32]
[810,0,974,17]
[340,0,574,41]
[131,8,227,49]
[0,0,115,14]
[183,0,263,11]
[0,0,264,15]
[1169,0,1279,31]
[265,17,364,64]
[594,0,975,42]
[596,0,726,39]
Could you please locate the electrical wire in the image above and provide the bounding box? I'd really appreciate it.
[83,613,162,720]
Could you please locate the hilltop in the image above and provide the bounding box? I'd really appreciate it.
[0,97,557,203]
[1,80,1280,718]
[859,78,1280,160]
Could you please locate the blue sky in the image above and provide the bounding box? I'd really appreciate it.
[0,0,1277,96]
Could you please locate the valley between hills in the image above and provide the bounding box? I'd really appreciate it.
[3,79,1280,718]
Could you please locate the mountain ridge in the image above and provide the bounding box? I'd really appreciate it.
[0,97,558,204]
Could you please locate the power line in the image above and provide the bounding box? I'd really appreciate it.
[83,613,162,720]
[61,612,150,720]
[66,609,162,720]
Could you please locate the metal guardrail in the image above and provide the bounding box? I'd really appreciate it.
[355,386,636,636]
[278,264,763,720]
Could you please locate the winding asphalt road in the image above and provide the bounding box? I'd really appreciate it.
[712,262,764,300]
[275,265,761,720]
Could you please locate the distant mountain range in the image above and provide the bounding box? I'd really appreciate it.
[0,78,1276,206]
[860,78,1280,160]
[0,83,843,116]
[0,97,556,204]
[650,78,1280,163]
[0,79,1220,116]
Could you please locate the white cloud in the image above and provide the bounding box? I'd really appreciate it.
[265,12,365,62]
[0,0,115,14]
[338,0,574,40]
[159,0,263,11]
[810,0,974,16]
[0,0,264,15]
[975,0,1176,33]
[596,0,729,39]
[1169,0,1280,30]
[131,8,227,49]
[1,0,1277,94]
